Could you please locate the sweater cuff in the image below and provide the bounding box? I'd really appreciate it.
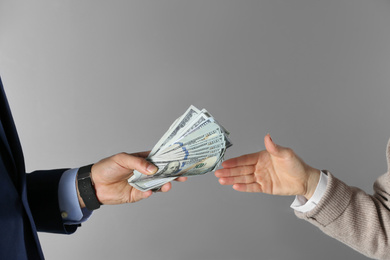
[291,171,329,212]
[295,171,354,227]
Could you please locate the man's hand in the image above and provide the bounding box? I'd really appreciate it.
[215,134,320,200]
[77,151,187,207]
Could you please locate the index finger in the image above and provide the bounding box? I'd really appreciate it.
[222,152,260,168]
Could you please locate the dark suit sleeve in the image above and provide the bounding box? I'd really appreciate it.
[26,169,81,234]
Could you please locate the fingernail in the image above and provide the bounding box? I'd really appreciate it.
[147,164,158,174]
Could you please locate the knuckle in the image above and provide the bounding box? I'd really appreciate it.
[113,152,128,161]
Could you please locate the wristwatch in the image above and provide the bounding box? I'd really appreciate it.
[77,164,101,210]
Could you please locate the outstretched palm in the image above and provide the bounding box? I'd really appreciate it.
[215,134,320,199]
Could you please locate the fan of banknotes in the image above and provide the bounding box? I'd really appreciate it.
[128,105,232,191]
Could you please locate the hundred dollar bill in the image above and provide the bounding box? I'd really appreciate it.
[149,105,201,157]
[157,113,212,152]
[130,136,225,184]
[156,124,223,156]
[130,155,223,191]
[128,105,231,191]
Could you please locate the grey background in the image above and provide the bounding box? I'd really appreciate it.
[1,0,390,259]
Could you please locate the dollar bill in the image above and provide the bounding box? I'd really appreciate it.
[149,105,201,157]
[128,105,232,191]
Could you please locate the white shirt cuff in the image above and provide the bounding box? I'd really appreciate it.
[58,168,93,224]
[290,171,329,213]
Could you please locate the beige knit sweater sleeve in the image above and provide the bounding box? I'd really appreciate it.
[295,139,390,259]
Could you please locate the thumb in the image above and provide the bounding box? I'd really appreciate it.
[264,134,287,158]
[134,158,158,176]
[117,153,158,176]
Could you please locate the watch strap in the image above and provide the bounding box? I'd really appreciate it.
[77,164,101,210]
